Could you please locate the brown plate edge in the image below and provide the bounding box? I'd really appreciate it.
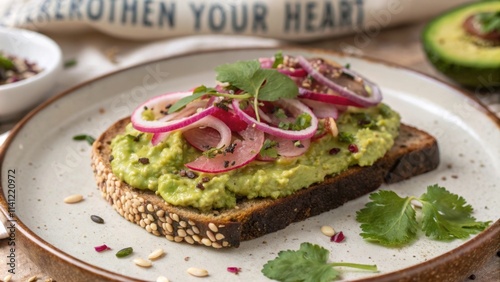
[0,46,499,281]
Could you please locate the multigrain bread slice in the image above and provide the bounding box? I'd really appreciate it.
[91,118,439,248]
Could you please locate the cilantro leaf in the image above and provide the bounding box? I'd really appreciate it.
[356,190,418,246]
[419,185,491,241]
[262,243,339,282]
[356,185,491,247]
[168,85,215,114]
[215,59,298,101]
[262,242,377,282]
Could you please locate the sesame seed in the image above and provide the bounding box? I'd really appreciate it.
[156,276,170,282]
[201,238,212,246]
[148,248,165,260]
[133,258,152,268]
[185,236,195,244]
[187,267,209,277]
[208,223,218,233]
[207,231,216,242]
[64,194,83,204]
[178,229,187,237]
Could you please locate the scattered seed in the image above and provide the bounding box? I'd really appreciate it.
[116,247,133,258]
[468,274,476,280]
[156,276,169,282]
[64,194,83,204]
[186,170,197,179]
[329,148,340,155]
[320,225,335,237]
[138,157,150,164]
[148,248,165,260]
[133,258,152,268]
[28,275,38,282]
[4,274,12,282]
[91,215,104,224]
[187,267,209,277]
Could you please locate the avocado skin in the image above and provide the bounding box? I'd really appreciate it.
[422,1,500,88]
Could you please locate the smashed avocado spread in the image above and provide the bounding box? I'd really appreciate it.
[110,104,400,211]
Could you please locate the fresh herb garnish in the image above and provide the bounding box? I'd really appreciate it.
[73,134,95,145]
[260,139,279,158]
[278,113,312,131]
[169,60,298,121]
[272,51,284,68]
[356,185,491,247]
[337,132,354,143]
[475,11,500,33]
[115,247,133,258]
[262,242,377,282]
[0,54,14,70]
[64,58,77,68]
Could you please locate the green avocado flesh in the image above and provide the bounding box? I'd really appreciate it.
[110,104,400,211]
[422,1,500,87]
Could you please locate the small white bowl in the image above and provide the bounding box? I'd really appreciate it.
[0,27,62,121]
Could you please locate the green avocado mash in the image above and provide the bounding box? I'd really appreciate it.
[110,104,400,211]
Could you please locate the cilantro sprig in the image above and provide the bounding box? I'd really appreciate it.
[168,59,298,121]
[262,242,377,282]
[475,11,500,33]
[356,185,491,247]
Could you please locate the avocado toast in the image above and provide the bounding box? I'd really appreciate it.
[91,54,439,248]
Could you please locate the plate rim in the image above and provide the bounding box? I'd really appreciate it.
[1,46,499,282]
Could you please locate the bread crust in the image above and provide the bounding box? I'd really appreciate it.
[91,118,439,248]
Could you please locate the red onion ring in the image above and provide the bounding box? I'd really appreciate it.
[232,98,318,140]
[185,125,264,173]
[297,56,382,107]
[151,115,231,147]
[132,99,217,134]
[299,98,339,119]
[298,88,363,107]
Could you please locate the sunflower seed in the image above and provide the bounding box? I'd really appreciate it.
[320,225,335,237]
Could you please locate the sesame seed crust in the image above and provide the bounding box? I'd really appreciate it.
[91,117,439,249]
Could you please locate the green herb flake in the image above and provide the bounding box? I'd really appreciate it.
[262,242,377,282]
[73,134,96,146]
[356,185,491,247]
[272,51,284,68]
[337,132,355,143]
[260,139,279,158]
[0,54,14,70]
[64,59,77,69]
[279,113,312,131]
[115,247,133,258]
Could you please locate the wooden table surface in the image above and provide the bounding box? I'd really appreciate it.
[1,21,499,282]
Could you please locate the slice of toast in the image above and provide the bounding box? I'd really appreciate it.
[91,118,439,248]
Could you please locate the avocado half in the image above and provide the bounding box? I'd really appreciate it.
[422,1,500,87]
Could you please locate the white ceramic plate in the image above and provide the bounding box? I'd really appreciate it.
[1,48,499,281]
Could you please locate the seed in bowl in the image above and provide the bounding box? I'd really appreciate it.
[0,51,43,85]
